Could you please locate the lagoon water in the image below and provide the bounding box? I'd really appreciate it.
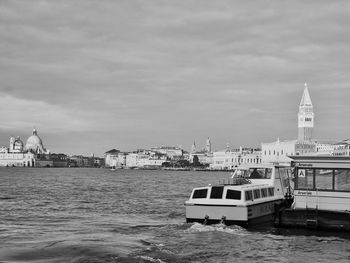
[0,168,349,263]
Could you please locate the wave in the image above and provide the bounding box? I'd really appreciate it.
[184,222,249,236]
[137,255,166,263]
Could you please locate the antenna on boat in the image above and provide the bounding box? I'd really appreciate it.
[231,167,242,178]
[231,170,237,178]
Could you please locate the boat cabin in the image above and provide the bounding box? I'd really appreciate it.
[189,164,292,204]
[291,156,350,211]
[190,184,276,204]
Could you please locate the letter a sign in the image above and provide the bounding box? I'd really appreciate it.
[298,169,306,178]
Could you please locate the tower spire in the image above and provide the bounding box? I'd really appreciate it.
[205,137,211,153]
[298,83,314,141]
[300,82,313,106]
[191,140,196,153]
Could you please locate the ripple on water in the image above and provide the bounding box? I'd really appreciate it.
[1,168,350,263]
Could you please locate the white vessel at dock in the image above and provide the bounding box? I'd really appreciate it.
[185,163,293,227]
[275,156,350,231]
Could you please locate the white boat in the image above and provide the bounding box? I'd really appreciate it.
[185,163,293,227]
[275,156,350,231]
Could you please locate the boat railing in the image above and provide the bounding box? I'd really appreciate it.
[219,177,252,186]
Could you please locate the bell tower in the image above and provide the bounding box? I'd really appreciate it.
[298,83,314,141]
[191,140,196,153]
[205,137,211,153]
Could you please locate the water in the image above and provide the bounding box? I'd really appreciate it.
[0,168,349,263]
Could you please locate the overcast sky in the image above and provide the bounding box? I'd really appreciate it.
[1,0,349,156]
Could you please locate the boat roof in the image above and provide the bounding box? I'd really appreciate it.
[233,162,290,170]
[290,155,350,169]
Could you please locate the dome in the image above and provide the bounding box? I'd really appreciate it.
[25,129,45,153]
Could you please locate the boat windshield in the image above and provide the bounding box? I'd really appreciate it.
[232,168,272,179]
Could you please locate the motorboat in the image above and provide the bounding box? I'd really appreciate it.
[185,163,293,227]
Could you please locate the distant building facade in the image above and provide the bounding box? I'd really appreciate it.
[104,149,127,168]
[189,137,213,166]
[333,139,350,156]
[261,139,315,164]
[315,140,336,155]
[0,146,35,167]
[0,128,49,167]
[211,147,262,170]
[151,146,183,159]
[50,153,68,167]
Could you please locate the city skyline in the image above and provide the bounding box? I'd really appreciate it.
[1,1,350,156]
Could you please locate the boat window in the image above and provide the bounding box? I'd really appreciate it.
[249,168,264,179]
[226,189,241,200]
[315,169,333,190]
[192,189,208,199]
[245,190,253,201]
[265,168,272,179]
[268,187,274,196]
[248,168,272,179]
[253,189,261,199]
[210,186,224,199]
[296,169,314,190]
[334,169,350,192]
[261,188,267,198]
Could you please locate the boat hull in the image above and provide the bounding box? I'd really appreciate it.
[185,200,281,227]
[275,208,350,231]
[186,213,275,227]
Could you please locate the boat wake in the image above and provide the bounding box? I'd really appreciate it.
[137,255,166,263]
[185,222,248,236]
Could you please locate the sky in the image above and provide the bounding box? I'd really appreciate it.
[0,0,350,156]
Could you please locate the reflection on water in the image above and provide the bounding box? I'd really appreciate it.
[0,168,349,262]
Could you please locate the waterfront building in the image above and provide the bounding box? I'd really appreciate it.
[50,153,68,167]
[67,155,97,168]
[69,155,84,167]
[189,137,213,166]
[123,150,167,169]
[315,140,336,155]
[333,139,350,156]
[0,146,35,167]
[189,152,213,166]
[189,151,213,166]
[0,128,49,167]
[210,147,262,170]
[104,149,127,168]
[261,139,315,164]
[35,155,54,167]
[125,152,138,168]
[137,151,167,168]
[151,146,183,159]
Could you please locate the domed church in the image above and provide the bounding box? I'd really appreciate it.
[25,128,47,154]
[0,128,50,167]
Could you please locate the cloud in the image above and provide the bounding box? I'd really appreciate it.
[0,93,92,132]
[0,0,350,154]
